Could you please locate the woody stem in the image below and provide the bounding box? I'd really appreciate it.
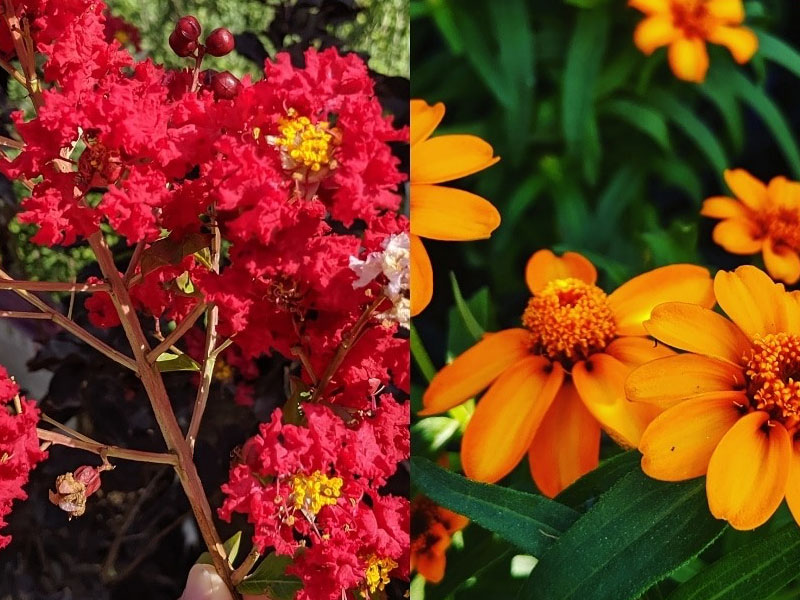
[87,231,238,597]
[37,428,178,466]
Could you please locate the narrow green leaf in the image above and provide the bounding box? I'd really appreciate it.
[756,30,800,80]
[449,272,485,340]
[600,98,670,151]
[666,523,800,600]
[518,469,726,600]
[411,416,461,453]
[155,351,201,372]
[197,531,242,566]
[410,322,436,383]
[698,71,745,152]
[562,10,609,154]
[592,165,645,248]
[650,92,728,176]
[555,451,640,510]
[237,553,302,598]
[726,70,800,179]
[412,457,580,556]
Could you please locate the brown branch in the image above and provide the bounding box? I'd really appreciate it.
[231,546,260,585]
[0,268,137,372]
[0,310,51,319]
[123,240,145,284]
[37,428,178,466]
[87,231,237,596]
[146,301,208,363]
[186,213,222,452]
[108,511,189,583]
[0,279,110,292]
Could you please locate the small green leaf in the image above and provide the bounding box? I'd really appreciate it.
[237,553,303,598]
[518,470,726,600]
[412,457,580,556]
[756,30,800,80]
[412,416,462,453]
[411,322,436,383]
[449,272,485,340]
[666,523,800,600]
[139,232,213,276]
[600,98,670,151]
[155,351,201,372]
[197,531,242,566]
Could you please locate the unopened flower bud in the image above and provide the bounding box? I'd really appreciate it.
[175,16,202,41]
[48,466,102,519]
[205,28,235,57]
[212,71,240,100]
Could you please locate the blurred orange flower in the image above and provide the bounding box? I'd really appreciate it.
[421,249,714,496]
[630,0,758,82]
[410,496,469,583]
[410,99,501,316]
[629,266,800,530]
[702,169,800,285]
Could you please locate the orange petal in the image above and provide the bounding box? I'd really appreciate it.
[785,440,800,528]
[411,185,501,241]
[604,336,675,368]
[763,239,800,285]
[525,249,597,294]
[414,548,448,583]
[421,328,532,414]
[625,353,744,408]
[607,264,714,336]
[707,26,758,63]
[713,265,787,338]
[411,135,499,185]
[712,218,764,254]
[410,234,433,316]
[724,168,768,211]
[528,382,601,498]
[628,0,670,14]
[410,99,445,147]
[633,16,680,54]
[462,358,564,483]
[572,353,661,448]
[706,411,791,530]
[706,0,745,23]
[644,302,752,364]
[438,507,470,534]
[668,37,709,83]
[701,196,749,220]
[639,392,744,481]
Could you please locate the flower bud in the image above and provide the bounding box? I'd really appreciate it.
[169,31,198,58]
[205,28,235,57]
[48,466,102,519]
[175,15,202,41]
[212,71,241,100]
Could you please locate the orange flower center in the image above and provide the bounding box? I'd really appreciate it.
[746,333,800,424]
[522,278,616,364]
[670,0,712,38]
[762,207,800,250]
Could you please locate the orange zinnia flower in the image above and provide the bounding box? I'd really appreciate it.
[630,0,758,83]
[410,496,469,583]
[630,265,800,530]
[420,249,714,496]
[410,99,501,316]
[702,169,800,285]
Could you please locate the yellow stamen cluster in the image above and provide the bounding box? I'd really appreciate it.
[746,333,800,422]
[213,358,234,383]
[271,109,337,173]
[364,555,397,593]
[289,470,343,516]
[522,278,616,363]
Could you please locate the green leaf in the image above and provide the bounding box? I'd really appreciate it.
[139,232,212,276]
[650,92,727,177]
[726,70,800,179]
[666,523,800,600]
[197,531,242,566]
[155,351,201,372]
[447,286,492,358]
[412,457,580,556]
[237,553,302,598]
[411,322,437,383]
[555,451,640,510]
[412,416,461,453]
[518,470,726,600]
[592,165,645,248]
[698,72,744,152]
[562,9,609,156]
[757,30,800,80]
[600,98,670,151]
[449,272,485,340]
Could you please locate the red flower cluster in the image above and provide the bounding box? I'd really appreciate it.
[220,400,409,598]
[0,366,45,549]
[0,0,409,595]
